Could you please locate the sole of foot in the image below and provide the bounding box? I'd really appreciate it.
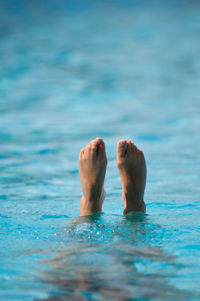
[79,138,107,216]
[117,139,146,214]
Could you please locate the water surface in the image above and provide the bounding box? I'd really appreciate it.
[1,0,200,300]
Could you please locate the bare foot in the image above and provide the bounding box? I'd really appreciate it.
[117,140,146,214]
[79,138,107,216]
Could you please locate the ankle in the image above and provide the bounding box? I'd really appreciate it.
[80,196,102,216]
[123,198,146,214]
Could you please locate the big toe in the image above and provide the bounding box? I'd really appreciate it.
[90,137,106,158]
[117,139,128,159]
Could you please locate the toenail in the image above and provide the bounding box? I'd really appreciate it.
[122,141,127,146]
[97,140,101,145]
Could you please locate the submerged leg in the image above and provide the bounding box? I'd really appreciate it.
[79,138,107,216]
[117,139,146,214]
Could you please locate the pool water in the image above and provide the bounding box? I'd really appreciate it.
[1,0,200,300]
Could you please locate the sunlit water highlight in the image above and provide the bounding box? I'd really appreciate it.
[1,0,200,300]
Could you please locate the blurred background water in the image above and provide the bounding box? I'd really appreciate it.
[0,0,200,300]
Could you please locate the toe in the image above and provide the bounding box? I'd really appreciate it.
[94,137,104,147]
[129,142,145,161]
[83,143,91,158]
[131,143,141,156]
[90,137,104,158]
[126,140,133,154]
[117,139,128,158]
[95,137,104,147]
[126,140,141,161]
[79,148,85,158]
[97,139,106,160]
[130,141,137,153]
[139,149,145,160]
[79,148,86,164]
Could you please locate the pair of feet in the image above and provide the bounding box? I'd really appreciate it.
[79,138,146,216]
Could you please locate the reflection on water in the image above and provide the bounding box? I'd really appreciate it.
[36,214,190,300]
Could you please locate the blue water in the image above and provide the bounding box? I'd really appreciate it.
[1,0,200,300]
